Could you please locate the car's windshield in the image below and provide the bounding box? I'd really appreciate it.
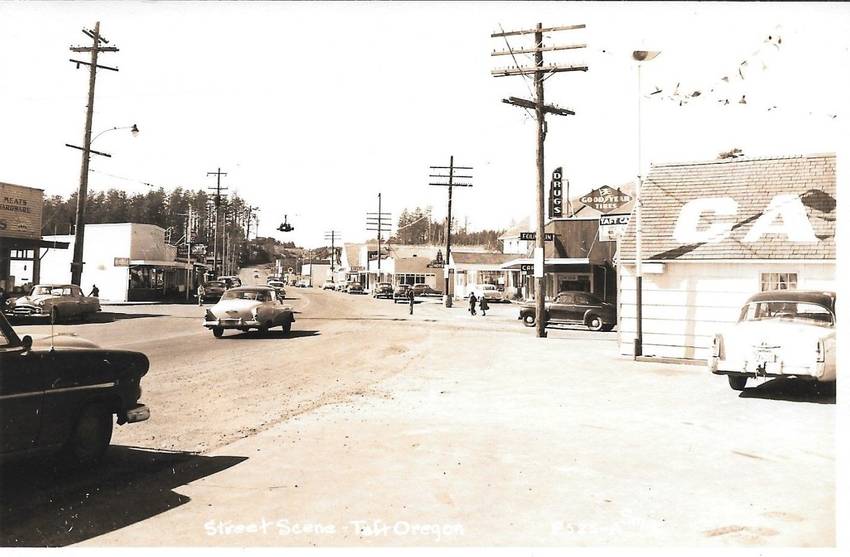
[222,289,271,302]
[207,281,225,288]
[482,285,496,290]
[739,300,834,328]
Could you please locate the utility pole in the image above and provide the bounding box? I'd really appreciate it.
[206,168,228,277]
[68,22,119,286]
[492,22,587,338]
[367,193,392,289]
[183,206,195,300]
[324,231,341,278]
[429,156,473,307]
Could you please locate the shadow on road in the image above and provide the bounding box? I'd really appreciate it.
[217,329,321,340]
[9,312,167,326]
[0,446,247,547]
[740,377,836,404]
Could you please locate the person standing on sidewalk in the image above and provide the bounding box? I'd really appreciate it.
[407,286,415,315]
[88,284,100,297]
[468,292,477,316]
[479,294,489,316]
[197,283,206,306]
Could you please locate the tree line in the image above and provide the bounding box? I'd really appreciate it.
[389,206,504,250]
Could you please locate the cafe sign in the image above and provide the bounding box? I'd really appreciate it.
[579,186,633,214]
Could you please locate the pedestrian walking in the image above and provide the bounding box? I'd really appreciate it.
[197,283,206,306]
[468,292,477,316]
[479,293,489,316]
[88,284,100,297]
[407,286,415,315]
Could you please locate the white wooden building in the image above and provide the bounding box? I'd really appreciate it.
[617,153,836,361]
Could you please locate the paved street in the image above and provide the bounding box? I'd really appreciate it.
[0,268,835,547]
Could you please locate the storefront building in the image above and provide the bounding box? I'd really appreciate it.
[617,153,836,360]
[41,223,192,302]
[0,182,69,293]
[448,251,515,299]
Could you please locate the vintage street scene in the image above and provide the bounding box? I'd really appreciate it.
[0,1,845,553]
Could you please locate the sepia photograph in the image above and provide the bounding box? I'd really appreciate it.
[0,1,847,553]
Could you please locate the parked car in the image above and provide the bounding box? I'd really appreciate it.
[322,281,336,290]
[296,279,311,288]
[336,282,351,292]
[6,284,101,322]
[219,276,242,288]
[393,284,412,303]
[202,280,228,301]
[470,283,505,303]
[0,311,150,465]
[348,282,364,295]
[412,283,442,297]
[203,286,295,338]
[266,275,282,284]
[267,280,287,299]
[708,290,836,391]
[372,282,394,299]
[519,291,616,332]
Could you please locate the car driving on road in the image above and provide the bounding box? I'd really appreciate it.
[708,290,836,391]
[0,312,150,465]
[202,280,228,302]
[372,282,394,299]
[348,282,364,294]
[393,284,412,303]
[322,280,336,290]
[267,280,287,299]
[203,286,295,338]
[470,283,505,303]
[519,291,616,332]
[412,283,442,297]
[6,284,101,322]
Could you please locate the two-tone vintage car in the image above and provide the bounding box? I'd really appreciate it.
[6,284,100,322]
[709,290,836,390]
[203,285,295,337]
[267,280,287,299]
[519,291,617,332]
[0,312,150,465]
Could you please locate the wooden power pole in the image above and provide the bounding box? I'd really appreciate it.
[429,156,473,307]
[366,193,391,289]
[491,22,587,338]
[68,22,119,286]
[206,168,228,277]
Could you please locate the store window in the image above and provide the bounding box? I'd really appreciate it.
[396,273,426,286]
[760,272,798,291]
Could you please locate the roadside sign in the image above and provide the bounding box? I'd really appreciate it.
[599,213,631,242]
[288,267,294,273]
[533,247,544,278]
[520,263,534,274]
[114,257,130,267]
[548,167,564,218]
[519,232,555,241]
[579,186,633,214]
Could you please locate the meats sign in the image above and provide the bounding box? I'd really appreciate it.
[579,186,632,214]
[0,182,43,240]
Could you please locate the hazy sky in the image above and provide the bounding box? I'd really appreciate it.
[1,1,847,248]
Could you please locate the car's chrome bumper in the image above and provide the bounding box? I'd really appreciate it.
[8,307,49,318]
[710,357,828,381]
[203,318,262,329]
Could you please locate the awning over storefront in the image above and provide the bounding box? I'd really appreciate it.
[501,257,590,269]
[0,237,70,250]
[130,259,192,269]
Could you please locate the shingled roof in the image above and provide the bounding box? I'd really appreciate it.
[451,251,516,265]
[619,153,835,261]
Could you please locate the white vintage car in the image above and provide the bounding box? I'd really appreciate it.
[6,284,101,322]
[708,290,836,390]
[203,286,295,338]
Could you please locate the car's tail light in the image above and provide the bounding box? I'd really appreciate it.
[712,334,723,358]
[816,339,825,363]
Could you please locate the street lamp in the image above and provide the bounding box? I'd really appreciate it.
[66,123,140,285]
[632,50,659,358]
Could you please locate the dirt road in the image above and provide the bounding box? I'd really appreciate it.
[0,268,835,547]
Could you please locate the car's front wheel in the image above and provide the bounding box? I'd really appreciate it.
[522,314,535,327]
[64,403,113,466]
[586,314,604,331]
[728,375,748,391]
[282,320,292,334]
[212,326,224,338]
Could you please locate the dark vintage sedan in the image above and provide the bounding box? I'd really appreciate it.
[372,282,394,299]
[392,284,412,303]
[202,280,228,302]
[519,291,616,332]
[0,312,150,465]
